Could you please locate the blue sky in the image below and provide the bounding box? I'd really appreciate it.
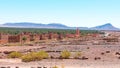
[0,0,120,27]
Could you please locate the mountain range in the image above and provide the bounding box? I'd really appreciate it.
[91,23,119,30]
[0,22,119,30]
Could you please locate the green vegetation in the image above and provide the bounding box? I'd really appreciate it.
[22,36,27,44]
[8,51,23,58]
[52,66,58,68]
[60,50,71,59]
[0,27,103,35]
[21,51,49,62]
[80,30,103,35]
[8,50,82,62]
[37,50,49,59]
[74,52,81,59]
[22,36,27,41]
[21,52,38,62]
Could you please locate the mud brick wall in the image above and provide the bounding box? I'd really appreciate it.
[75,28,80,37]
[0,28,80,44]
[0,33,9,44]
[40,34,49,40]
[66,34,75,38]
[8,35,20,43]
[19,32,31,43]
[33,34,40,42]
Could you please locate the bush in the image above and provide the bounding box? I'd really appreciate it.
[21,52,37,62]
[74,52,81,59]
[21,51,49,62]
[52,66,58,68]
[60,50,71,59]
[8,51,23,58]
[37,50,49,59]
[21,54,33,62]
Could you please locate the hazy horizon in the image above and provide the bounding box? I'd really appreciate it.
[0,22,114,28]
[0,0,120,28]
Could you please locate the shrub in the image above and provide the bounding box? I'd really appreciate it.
[8,51,23,58]
[21,51,49,62]
[22,36,27,41]
[74,52,81,59]
[21,52,38,62]
[60,50,71,59]
[37,50,49,59]
[21,54,33,62]
[52,66,58,68]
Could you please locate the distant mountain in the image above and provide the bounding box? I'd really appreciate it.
[3,22,44,27]
[3,22,68,28]
[69,27,89,30]
[91,23,119,30]
[47,23,67,27]
[1,22,120,30]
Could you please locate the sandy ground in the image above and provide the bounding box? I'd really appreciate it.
[0,45,120,68]
[0,59,120,68]
[0,46,44,52]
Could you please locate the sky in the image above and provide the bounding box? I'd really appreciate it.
[0,0,120,27]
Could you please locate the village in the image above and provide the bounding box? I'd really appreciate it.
[0,28,81,44]
[0,28,120,68]
[0,28,119,45]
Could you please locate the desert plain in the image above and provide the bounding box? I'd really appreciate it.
[0,31,120,68]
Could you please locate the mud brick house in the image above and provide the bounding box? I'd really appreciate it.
[8,35,20,43]
[0,28,81,44]
[58,33,64,40]
[8,32,31,43]
[30,33,40,42]
[66,28,80,38]
[40,33,49,40]
[0,33,9,44]
[48,32,59,40]
[40,32,64,40]
[48,32,53,39]
[8,32,40,43]
[75,28,80,37]
[53,33,60,39]
[19,32,31,43]
[34,34,40,41]
[66,33,75,38]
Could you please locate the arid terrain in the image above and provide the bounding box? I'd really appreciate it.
[1,0,120,67]
[0,44,120,68]
[0,31,120,68]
